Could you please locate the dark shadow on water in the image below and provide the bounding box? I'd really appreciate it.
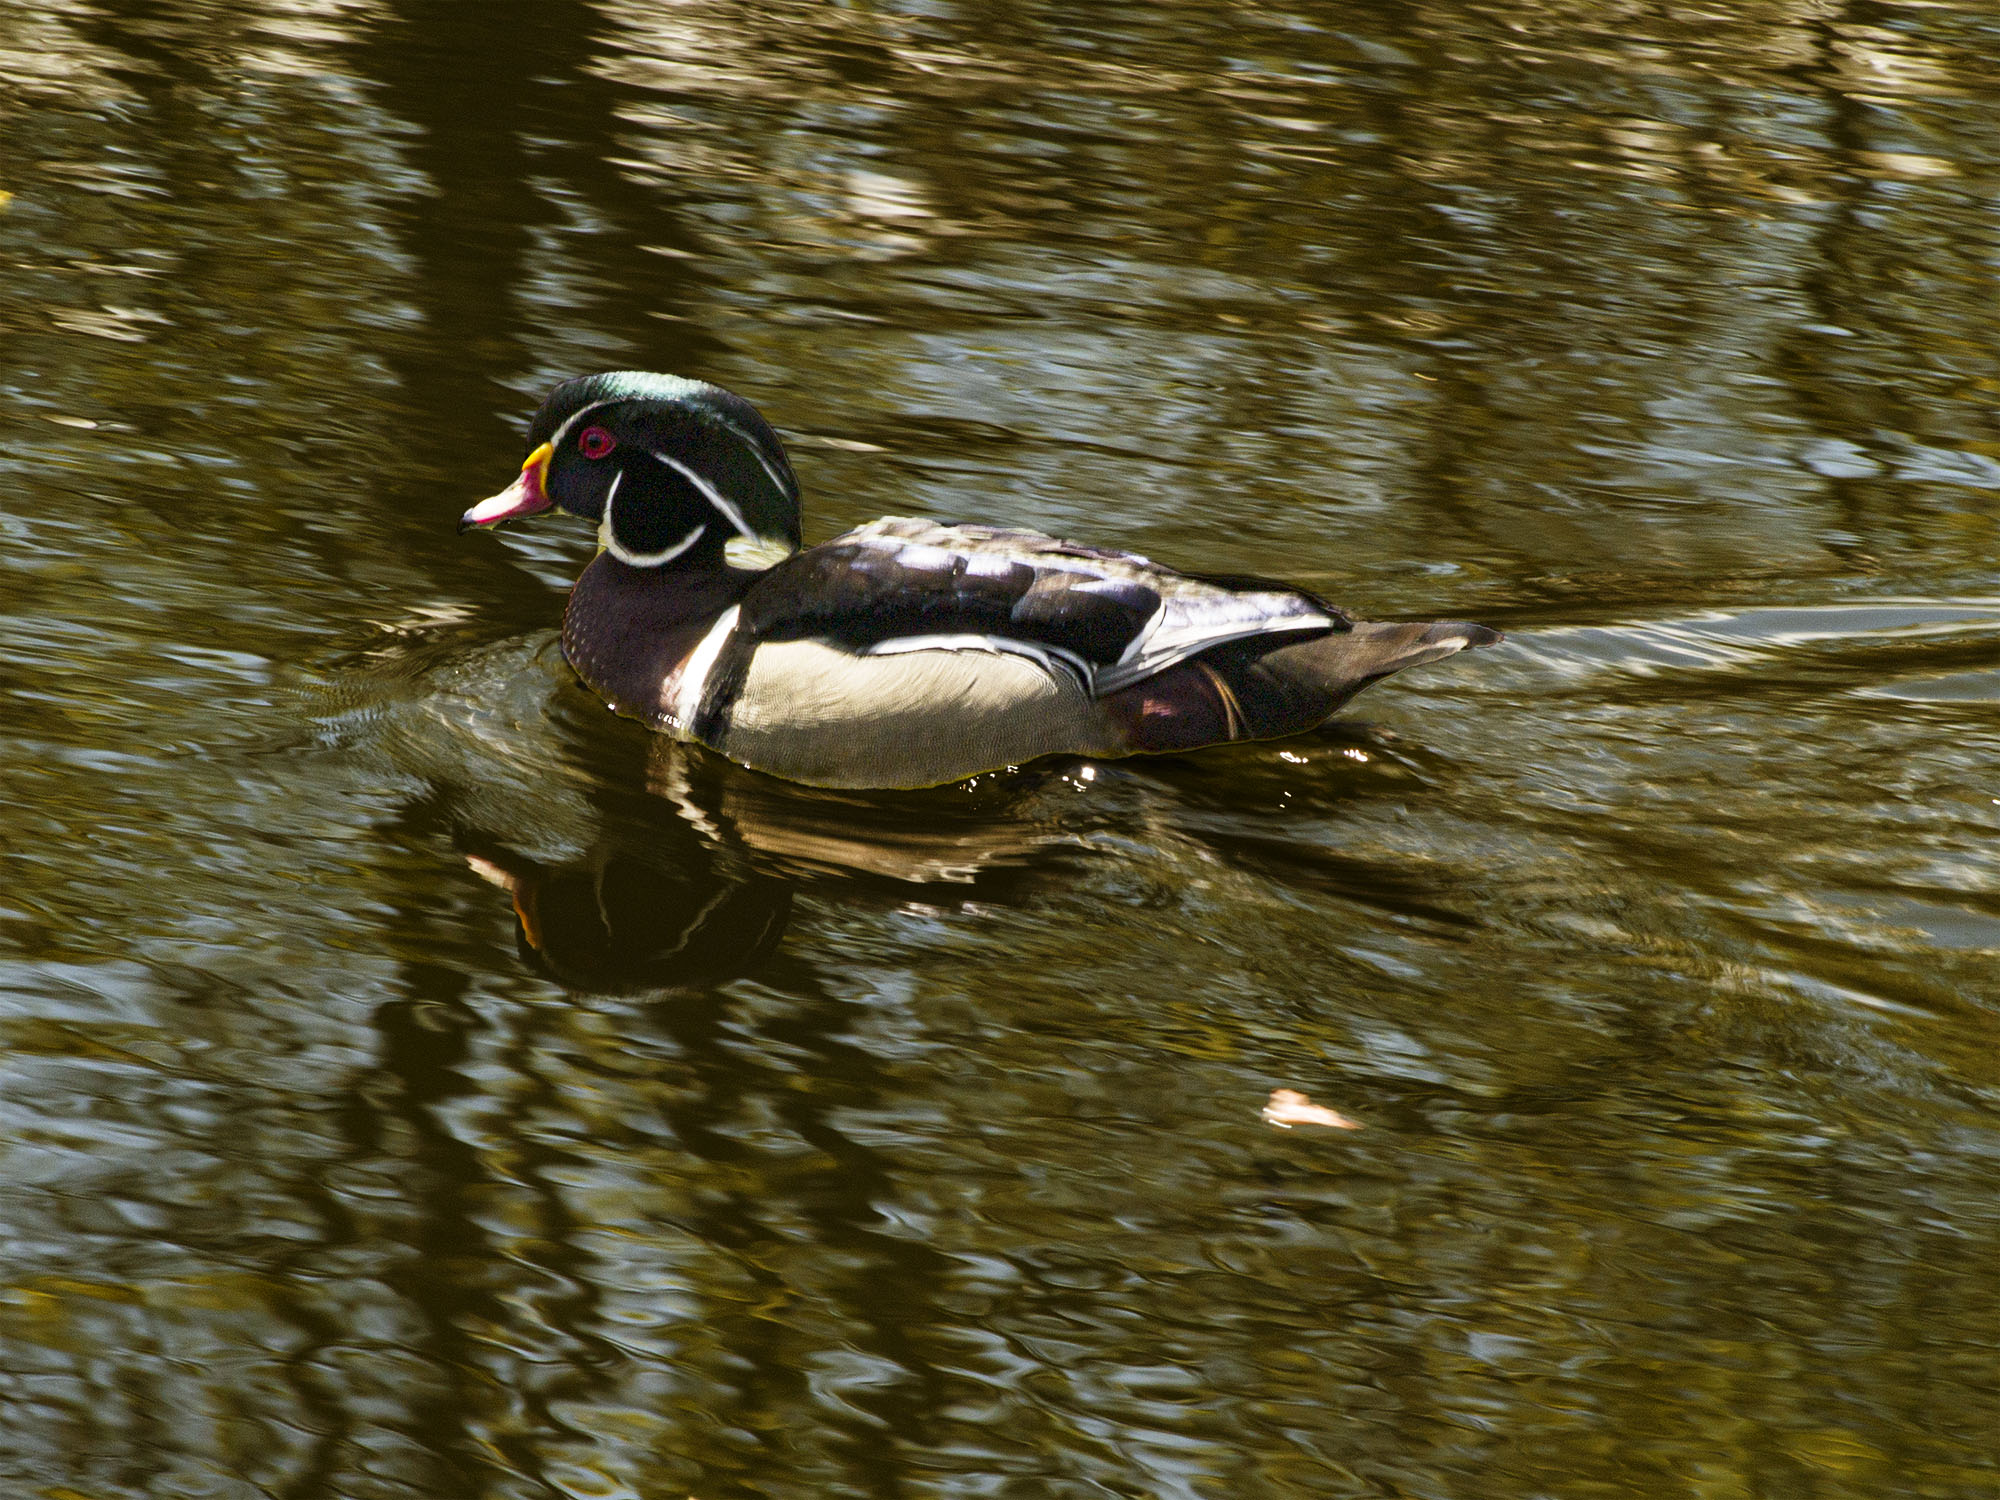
[306,624,1105,995]
[451,739,1100,996]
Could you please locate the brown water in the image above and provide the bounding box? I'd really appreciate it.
[4,2,2000,1495]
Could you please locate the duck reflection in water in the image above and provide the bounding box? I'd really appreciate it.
[319,626,1097,994]
[459,834,790,995]
[453,732,1086,994]
[326,626,1450,993]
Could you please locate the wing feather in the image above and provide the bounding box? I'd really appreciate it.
[735,518,1343,695]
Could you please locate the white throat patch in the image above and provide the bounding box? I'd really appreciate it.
[601,471,711,567]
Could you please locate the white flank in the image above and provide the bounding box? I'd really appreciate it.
[863,632,1093,691]
[670,604,742,733]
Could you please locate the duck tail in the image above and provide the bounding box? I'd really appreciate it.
[1102,620,1501,753]
[1229,620,1503,735]
[1232,620,1504,736]
[1305,618,1503,686]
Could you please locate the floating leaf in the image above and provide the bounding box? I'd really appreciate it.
[1262,1088,1361,1130]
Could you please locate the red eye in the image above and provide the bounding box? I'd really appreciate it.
[578,426,616,460]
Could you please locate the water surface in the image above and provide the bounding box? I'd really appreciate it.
[3,1,1999,1495]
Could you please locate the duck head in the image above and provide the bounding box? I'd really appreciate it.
[460,371,803,569]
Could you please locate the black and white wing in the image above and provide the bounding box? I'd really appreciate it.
[735,518,1346,694]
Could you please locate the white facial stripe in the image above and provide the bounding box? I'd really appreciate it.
[546,397,622,455]
[648,448,759,542]
[746,449,792,503]
[546,393,786,544]
[670,604,742,732]
[715,416,796,503]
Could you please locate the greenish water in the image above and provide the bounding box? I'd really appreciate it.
[4,2,1999,1495]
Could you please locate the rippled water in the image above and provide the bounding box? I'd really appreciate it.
[4,1,2000,1495]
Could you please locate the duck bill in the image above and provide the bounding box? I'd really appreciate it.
[459,442,554,532]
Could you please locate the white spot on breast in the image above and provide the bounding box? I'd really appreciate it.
[668,604,742,733]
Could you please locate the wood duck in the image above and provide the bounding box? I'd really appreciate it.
[460,371,1501,789]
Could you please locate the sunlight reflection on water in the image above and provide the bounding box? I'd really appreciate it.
[2,0,1999,1496]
